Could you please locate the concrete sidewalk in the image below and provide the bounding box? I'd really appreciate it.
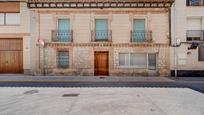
[0,74,175,82]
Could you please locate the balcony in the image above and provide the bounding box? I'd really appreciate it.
[186,30,204,41]
[91,30,112,42]
[186,0,204,6]
[131,30,152,42]
[52,30,73,42]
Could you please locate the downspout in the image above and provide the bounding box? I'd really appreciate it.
[169,7,172,46]
[173,2,177,77]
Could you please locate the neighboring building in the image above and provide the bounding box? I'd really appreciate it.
[171,0,204,77]
[26,0,174,76]
[0,1,35,74]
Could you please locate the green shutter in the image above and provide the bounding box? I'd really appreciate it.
[58,19,70,42]
[133,19,146,42]
[95,19,108,40]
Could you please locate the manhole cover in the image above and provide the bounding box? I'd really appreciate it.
[23,90,39,95]
[62,93,79,97]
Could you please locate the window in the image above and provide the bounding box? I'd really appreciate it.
[95,19,108,41]
[6,13,20,24]
[0,13,4,24]
[0,13,20,25]
[119,53,147,68]
[187,18,203,41]
[186,0,204,6]
[57,19,71,42]
[119,53,129,66]
[57,51,69,68]
[133,19,146,42]
[198,45,204,61]
[148,54,157,70]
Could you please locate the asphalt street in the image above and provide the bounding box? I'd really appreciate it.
[0,81,203,93]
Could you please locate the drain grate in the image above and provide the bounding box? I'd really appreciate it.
[23,90,39,95]
[62,93,80,97]
[99,77,105,79]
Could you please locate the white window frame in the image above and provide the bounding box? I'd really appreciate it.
[0,13,20,25]
[118,53,148,69]
[0,13,5,25]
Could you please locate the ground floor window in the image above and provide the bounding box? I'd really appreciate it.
[57,51,69,68]
[119,53,157,69]
[198,45,204,61]
[119,53,147,68]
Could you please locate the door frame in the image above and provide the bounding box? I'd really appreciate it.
[0,38,23,73]
[147,53,159,76]
[94,51,109,76]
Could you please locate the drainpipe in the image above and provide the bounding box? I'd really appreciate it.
[173,2,177,77]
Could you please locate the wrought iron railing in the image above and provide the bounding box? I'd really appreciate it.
[186,0,204,6]
[52,30,73,42]
[91,30,112,42]
[186,30,204,41]
[131,30,152,42]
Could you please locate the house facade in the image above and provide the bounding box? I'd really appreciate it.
[27,0,174,76]
[171,0,204,77]
[0,1,35,74]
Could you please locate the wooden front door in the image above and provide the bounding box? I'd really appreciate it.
[94,51,109,76]
[0,39,23,73]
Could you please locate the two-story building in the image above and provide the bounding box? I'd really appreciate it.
[0,0,35,74]
[171,0,204,77]
[27,0,174,76]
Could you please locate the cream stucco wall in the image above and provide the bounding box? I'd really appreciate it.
[171,0,204,71]
[38,8,169,44]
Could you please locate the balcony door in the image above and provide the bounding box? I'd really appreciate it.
[95,19,108,41]
[58,19,70,42]
[133,19,146,42]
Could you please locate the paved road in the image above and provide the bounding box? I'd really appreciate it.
[0,87,203,115]
[0,81,203,93]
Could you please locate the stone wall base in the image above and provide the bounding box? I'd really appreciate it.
[24,69,31,75]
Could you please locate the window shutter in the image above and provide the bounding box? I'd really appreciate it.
[0,2,20,13]
[58,19,70,42]
[95,19,108,40]
[133,19,146,42]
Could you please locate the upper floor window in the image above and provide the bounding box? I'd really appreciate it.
[186,0,204,6]
[0,13,20,25]
[94,19,110,41]
[0,2,20,25]
[132,19,146,42]
[131,19,152,43]
[186,18,203,41]
[52,19,73,42]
